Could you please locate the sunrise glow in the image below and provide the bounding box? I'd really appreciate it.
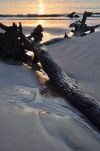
[38,0,45,14]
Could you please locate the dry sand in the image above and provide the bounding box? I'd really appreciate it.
[48,32,100,101]
[0,30,100,151]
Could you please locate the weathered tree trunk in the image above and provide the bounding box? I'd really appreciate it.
[35,46,100,132]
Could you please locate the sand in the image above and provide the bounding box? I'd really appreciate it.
[0,29,100,151]
[48,32,100,101]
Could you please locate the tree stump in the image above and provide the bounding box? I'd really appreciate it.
[0,23,26,61]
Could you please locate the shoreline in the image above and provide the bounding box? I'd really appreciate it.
[0,12,100,17]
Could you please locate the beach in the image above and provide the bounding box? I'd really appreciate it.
[0,0,100,149]
[48,32,100,101]
[0,24,100,150]
[0,55,100,151]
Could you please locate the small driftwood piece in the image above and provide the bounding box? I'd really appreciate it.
[34,46,100,132]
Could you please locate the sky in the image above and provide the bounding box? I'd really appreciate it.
[0,0,100,14]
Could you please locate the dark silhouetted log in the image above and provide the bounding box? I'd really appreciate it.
[0,24,27,61]
[67,12,76,18]
[34,46,100,132]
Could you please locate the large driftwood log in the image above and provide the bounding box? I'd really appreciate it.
[34,46,100,132]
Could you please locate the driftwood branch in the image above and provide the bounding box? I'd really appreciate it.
[34,46,100,132]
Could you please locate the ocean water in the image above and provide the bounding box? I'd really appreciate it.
[0,0,100,37]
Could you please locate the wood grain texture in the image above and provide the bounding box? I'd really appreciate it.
[35,46,100,132]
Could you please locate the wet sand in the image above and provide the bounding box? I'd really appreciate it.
[0,60,100,151]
